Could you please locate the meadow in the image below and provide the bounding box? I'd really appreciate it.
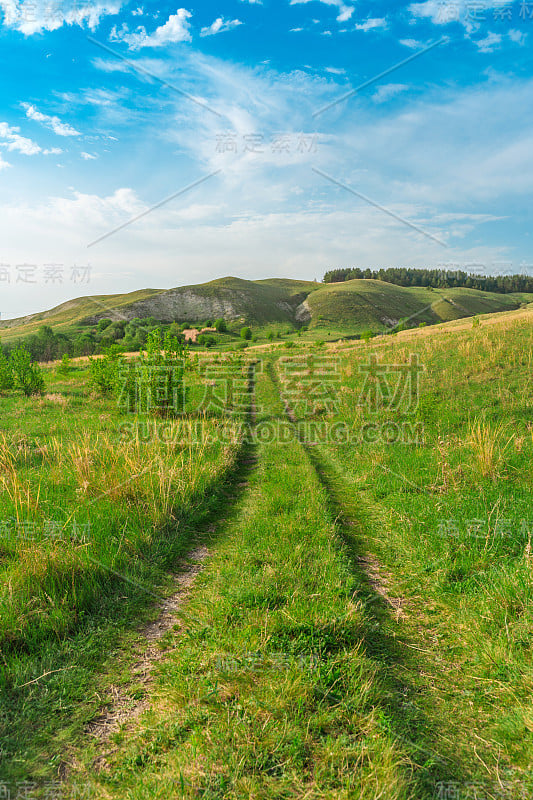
[1,306,532,798]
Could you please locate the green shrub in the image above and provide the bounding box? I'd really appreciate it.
[10,344,45,396]
[214,318,227,333]
[240,327,252,341]
[119,329,188,417]
[88,346,124,394]
[198,334,217,348]
[97,318,113,332]
[57,353,71,375]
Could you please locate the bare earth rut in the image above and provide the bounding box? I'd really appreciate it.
[84,544,210,769]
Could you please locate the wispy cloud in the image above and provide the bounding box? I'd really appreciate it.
[354,18,388,32]
[200,17,243,37]
[81,151,98,160]
[0,0,122,35]
[289,0,354,24]
[409,0,512,30]
[21,103,80,136]
[109,8,192,49]
[372,83,409,103]
[400,38,424,49]
[0,121,42,154]
[474,31,502,52]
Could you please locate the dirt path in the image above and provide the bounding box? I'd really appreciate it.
[78,364,259,773]
[85,544,210,769]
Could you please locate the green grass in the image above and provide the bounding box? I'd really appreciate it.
[298,310,533,794]
[0,288,164,343]
[67,364,442,799]
[305,278,533,333]
[0,359,251,783]
[3,306,533,798]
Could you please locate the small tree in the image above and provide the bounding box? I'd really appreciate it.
[57,353,71,375]
[240,326,252,341]
[131,328,188,416]
[214,318,227,333]
[88,346,123,394]
[10,344,45,396]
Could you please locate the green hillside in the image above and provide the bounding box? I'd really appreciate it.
[306,279,533,333]
[1,276,531,346]
[0,289,164,342]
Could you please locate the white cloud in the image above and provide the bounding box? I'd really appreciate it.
[0,121,42,155]
[109,8,192,48]
[21,103,80,136]
[239,0,262,4]
[355,18,388,32]
[91,57,132,72]
[400,38,423,49]
[0,0,122,35]
[200,17,243,37]
[508,29,527,45]
[409,1,511,31]
[0,121,62,159]
[131,6,143,15]
[289,0,354,24]
[81,152,98,160]
[372,83,409,103]
[354,17,388,32]
[474,31,502,52]
[472,29,526,51]
[290,27,304,32]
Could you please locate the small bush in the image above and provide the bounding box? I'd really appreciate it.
[214,318,227,333]
[10,344,45,396]
[88,347,123,394]
[198,334,217,348]
[57,353,72,375]
[240,327,252,341]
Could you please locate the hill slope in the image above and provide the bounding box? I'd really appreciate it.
[0,276,531,343]
[305,279,533,332]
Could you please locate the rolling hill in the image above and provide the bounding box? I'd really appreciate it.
[0,275,531,344]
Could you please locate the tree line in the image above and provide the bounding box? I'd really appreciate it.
[0,317,230,363]
[322,267,533,294]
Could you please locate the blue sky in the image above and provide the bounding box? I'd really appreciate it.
[0,0,531,317]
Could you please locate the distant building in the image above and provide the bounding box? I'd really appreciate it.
[182,327,217,343]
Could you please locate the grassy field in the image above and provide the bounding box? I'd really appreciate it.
[1,306,533,798]
[0,356,251,785]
